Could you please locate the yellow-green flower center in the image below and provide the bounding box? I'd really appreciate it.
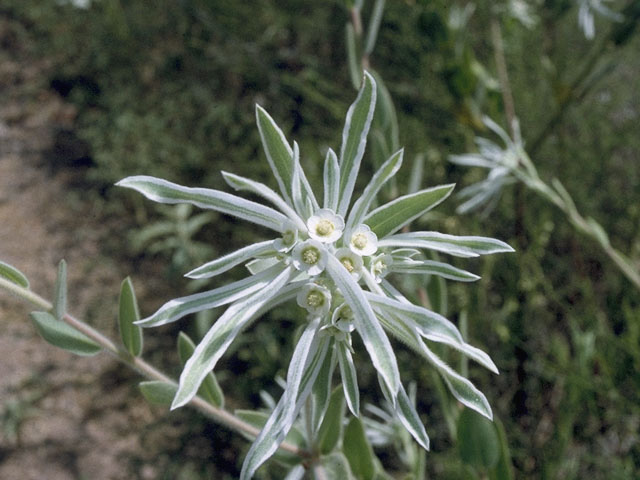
[316,219,335,237]
[352,233,367,250]
[302,247,320,265]
[306,291,325,307]
[340,257,355,272]
[282,230,295,245]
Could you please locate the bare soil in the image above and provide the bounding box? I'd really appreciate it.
[0,21,231,480]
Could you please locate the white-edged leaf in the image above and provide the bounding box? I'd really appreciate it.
[378,231,515,257]
[365,184,455,238]
[323,148,340,211]
[118,277,143,356]
[345,148,403,235]
[395,382,430,450]
[138,264,286,328]
[449,153,497,168]
[421,342,493,420]
[53,259,67,321]
[172,266,294,409]
[222,172,307,231]
[186,240,276,279]
[177,332,224,408]
[338,71,377,216]
[326,255,400,398]
[116,175,287,232]
[30,311,101,356]
[312,341,336,431]
[285,465,306,480]
[0,260,29,288]
[291,142,306,218]
[337,340,360,417]
[389,258,480,282]
[317,452,355,480]
[368,293,498,374]
[240,333,330,480]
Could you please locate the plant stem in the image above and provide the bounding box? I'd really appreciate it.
[0,277,307,457]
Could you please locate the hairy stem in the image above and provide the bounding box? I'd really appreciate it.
[0,277,307,457]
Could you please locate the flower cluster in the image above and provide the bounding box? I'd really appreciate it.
[117,72,513,479]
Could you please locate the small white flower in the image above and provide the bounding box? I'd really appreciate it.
[307,209,344,243]
[292,239,327,276]
[349,224,378,256]
[370,253,393,283]
[274,220,299,252]
[320,303,355,343]
[334,247,364,280]
[297,282,332,317]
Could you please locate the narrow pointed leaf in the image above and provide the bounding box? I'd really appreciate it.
[291,142,306,218]
[346,148,403,234]
[178,332,224,407]
[395,383,430,451]
[389,259,480,282]
[116,175,287,232]
[139,381,178,406]
[222,171,306,230]
[326,255,400,397]
[118,277,143,356]
[343,417,376,480]
[172,266,293,409]
[338,71,377,216]
[0,260,29,288]
[186,240,276,279]
[379,232,515,257]
[323,148,340,211]
[337,340,360,417]
[366,184,455,238]
[312,342,336,430]
[317,387,346,454]
[30,311,101,356]
[53,259,67,321]
[138,264,286,328]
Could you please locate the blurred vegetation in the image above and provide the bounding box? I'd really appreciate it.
[2,0,639,478]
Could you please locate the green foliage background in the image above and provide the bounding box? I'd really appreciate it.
[3,0,639,478]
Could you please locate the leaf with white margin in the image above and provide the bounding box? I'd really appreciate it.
[367,293,498,374]
[365,184,455,238]
[172,266,294,409]
[378,231,515,257]
[311,342,336,431]
[137,264,287,328]
[395,382,430,451]
[323,148,340,212]
[326,254,400,399]
[116,175,287,232]
[345,148,403,235]
[389,258,480,282]
[222,172,307,231]
[186,240,276,279]
[240,332,330,480]
[337,340,360,417]
[338,71,377,217]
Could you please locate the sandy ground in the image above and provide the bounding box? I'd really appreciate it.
[0,33,229,480]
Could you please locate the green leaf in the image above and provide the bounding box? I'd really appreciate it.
[317,452,356,480]
[185,240,276,279]
[323,148,340,212]
[379,232,515,257]
[312,342,336,430]
[395,383,430,451]
[337,340,360,417]
[177,332,224,408]
[326,255,400,398]
[173,266,293,409]
[139,381,178,406]
[338,71,377,216]
[53,259,67,321]
[457,408,500,470]
[0,260,29,288]
[345,22,361,90]
[389,258,480,282]
[116,175,287,232]
[346,148,403,235]
[118,277,143,357]
[364,0,385,55]
[30,311,101,356]
[343,417,376,480]
[256,104,295,204]
[426,275,447,316]
[366,184,455,238]
[317,387,346,455]
[138,264,285,328]
[489,416,514,480]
